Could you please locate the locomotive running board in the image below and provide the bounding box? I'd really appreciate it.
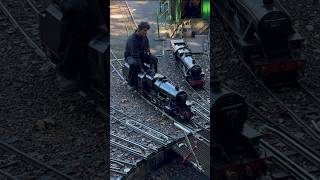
[172,129,210,177]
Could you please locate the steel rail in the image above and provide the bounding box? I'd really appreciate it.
[0,1,46,58]
[25,0,43,16]
[111,141,147,158]
[111,107,172,142]
[260,140,317,180]
[0,141,75,180]
[111,115,170,146]
[110,158,136,167]
[110,49,125,80]
[0,169,19,180]
[263,125,320,167]
[193,108,210,122]
[110,168,128,175]
[110,133,157,152]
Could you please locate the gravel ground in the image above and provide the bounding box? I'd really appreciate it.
[0,1,106,179]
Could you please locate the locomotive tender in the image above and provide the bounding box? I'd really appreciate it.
[213,0,305,78]
[211,76,269,179]
[123,64,193,121]
[171,39,205,87]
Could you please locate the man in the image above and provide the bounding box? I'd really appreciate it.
[124,22,158,88]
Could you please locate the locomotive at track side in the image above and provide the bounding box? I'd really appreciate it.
[123,64,193,121]
[211,76,269,179]
[171,39,205,88]
[213,0,305,79]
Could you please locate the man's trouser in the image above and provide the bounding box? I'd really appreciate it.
[125,54,158,87]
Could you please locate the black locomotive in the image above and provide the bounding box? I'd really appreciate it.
[213,0,305,78]
[170,39,205,87]
[123,64,193,121]
[39,1,108,108]
[211,76,269,179]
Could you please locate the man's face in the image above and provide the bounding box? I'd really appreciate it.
[138,28,148,37]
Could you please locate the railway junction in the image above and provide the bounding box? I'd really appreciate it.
[110,0,210,179]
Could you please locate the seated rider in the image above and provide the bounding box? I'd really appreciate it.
[124,21,158,88]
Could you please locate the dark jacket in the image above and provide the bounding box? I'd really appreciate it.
[124,32,150,67]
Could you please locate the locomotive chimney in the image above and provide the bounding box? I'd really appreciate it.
[211,75,222,92]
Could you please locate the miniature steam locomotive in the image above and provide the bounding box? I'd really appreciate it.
[39,1,108,107]
[171,39,205,87]
[213,0,305,78]
[123,64,193,121]
[211,76,269,179]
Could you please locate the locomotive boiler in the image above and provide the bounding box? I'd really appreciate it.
[211,76,269,179]
[123,64,193,121]
[171,39,205,87]
[213,0,305,78]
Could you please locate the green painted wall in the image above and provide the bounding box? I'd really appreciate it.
[175,0,181,23]
[173,0,210,22]
[201,0,210,20]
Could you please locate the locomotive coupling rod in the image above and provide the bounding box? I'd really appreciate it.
[182,131,202,170]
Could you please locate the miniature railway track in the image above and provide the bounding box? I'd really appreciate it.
[112,0,210,120]
[0,0,45,58]
[213,12,320,178]
[110,50,210,141]
[0,140,75,180]
[223,75,320,179]
[214,14,320,143]
[110,106,174,178]
[110,1,210,177]
[0,1,78,179]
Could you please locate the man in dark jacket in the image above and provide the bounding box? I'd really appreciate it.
[124,22,158,87]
